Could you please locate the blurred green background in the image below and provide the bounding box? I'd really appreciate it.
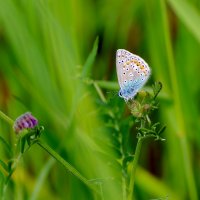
[0,0,200,199]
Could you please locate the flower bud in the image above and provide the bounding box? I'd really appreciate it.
[13,112,38,134]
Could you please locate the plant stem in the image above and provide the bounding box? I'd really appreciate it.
[2,153,22,200]
[93,82,107,103]
[0,110,14,126]
[160,1,198,199]
[180,137,198,200]
[128,138,143,200]
[93,82,127,199]
[36,139,98,194]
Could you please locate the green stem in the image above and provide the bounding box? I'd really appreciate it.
[0,110,14,126]
[2,153,22,200]
[93,82,107,103]
[93,82,127,199]
[36,139,98,194]
[180,137,198,200]
[160,1,198,199]
[128,138,143,200]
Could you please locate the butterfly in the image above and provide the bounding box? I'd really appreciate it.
[116,49,151,101]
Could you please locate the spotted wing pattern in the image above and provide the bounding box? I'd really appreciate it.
[116,49,151,100]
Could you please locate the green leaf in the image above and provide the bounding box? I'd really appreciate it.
[20,136,26,154]
[0,135,12,156]
[123,155,134,169]
[168,0,200,44]
[30,159,54,200]
[152,82,162,99]
[82,37,99,77]
[158,125,167,135]
[96,80,119,90]
[0,171,5,197]
[0,160,8,172]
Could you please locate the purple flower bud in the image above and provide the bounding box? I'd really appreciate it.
[13,112,38,134]
[30,116,38,127]
[21,120,29,128]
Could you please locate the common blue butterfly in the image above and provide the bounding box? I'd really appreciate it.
[116,49,151,101]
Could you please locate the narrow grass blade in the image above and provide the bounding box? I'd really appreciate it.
[82,37,99,77]
[0,160,8,172]
[30,159,55,200]
[0,136,13,157]
[167,0,200,43]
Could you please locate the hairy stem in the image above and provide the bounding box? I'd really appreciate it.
[36,139,98,194]
[0,110,14,126]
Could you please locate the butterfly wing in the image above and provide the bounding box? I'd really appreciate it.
[116,49,151,99]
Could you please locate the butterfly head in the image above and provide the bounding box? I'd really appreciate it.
[118,89,123,98]
[118,87,137,101]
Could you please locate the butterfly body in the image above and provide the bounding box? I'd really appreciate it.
[116,49,151,101]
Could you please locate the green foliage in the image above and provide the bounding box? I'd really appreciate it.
[93,81,165,199]
[0,0,199,199]
[128,82,166,141]
[18,126,44,154]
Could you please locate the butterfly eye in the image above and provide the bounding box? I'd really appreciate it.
[118,91,123,97]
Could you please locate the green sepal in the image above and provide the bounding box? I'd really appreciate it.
[0,160,8,172]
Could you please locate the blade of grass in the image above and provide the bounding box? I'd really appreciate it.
[0,135,13,157]
[160,1,198,199]
[36,139,99,194]
[30,159,55,200]
[82,37,99,77]
[135,167,180,200]
[167,0,200,44]
[0,111,14,126]
[0,160,8,172]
